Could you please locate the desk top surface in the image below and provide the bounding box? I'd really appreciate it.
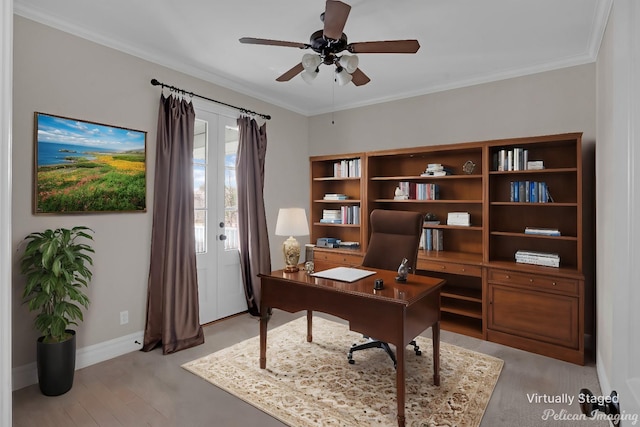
[260,265,445,305]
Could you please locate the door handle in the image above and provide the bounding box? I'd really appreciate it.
[219,234,227,241]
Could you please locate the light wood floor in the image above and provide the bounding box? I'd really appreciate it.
[13,310,605,427]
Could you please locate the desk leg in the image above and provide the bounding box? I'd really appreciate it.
[306,310,313,342]
[432,321,440,386]
[259,309,271,369]
[396,343,406,427]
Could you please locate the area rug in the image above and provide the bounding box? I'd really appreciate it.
[182,316,503,427]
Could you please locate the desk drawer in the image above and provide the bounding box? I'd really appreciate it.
[314,250,363,266]
[487,269,578,295]
[418,260,482,277]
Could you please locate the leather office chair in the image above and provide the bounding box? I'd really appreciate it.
[347,209,424,367]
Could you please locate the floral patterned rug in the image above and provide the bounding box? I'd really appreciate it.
[182,316,503,427]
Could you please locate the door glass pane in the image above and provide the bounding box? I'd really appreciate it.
[224,126,239,251]
[194,119,207,254]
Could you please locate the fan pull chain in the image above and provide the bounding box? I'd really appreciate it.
[331,77,336,125]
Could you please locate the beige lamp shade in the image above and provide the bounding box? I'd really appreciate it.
[275,208,309,272]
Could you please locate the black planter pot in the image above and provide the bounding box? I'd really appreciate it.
[36,330,76,396]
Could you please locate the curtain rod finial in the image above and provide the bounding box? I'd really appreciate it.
[151,79,160,86]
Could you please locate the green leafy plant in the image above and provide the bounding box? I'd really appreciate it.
[20,226,95,343]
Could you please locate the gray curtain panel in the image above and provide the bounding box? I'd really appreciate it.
[236,116,271,316]
[143,95,204,354]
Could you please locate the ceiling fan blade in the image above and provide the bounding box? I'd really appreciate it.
[239,37,308,49]
[323,0,351,40]
[351,68,371,86]
[276,63,304,82]
[348,40,420,54]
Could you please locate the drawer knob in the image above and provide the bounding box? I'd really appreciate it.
[505,275,510,279]
[461,268,465,272]
[529,279,534,283]
[442,265,446,269]
[552,282,557,286]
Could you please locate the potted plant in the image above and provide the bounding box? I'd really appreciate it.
[19,226,94,396]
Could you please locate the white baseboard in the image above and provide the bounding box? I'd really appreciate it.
[12,330,144,391]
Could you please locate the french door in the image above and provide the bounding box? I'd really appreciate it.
[193,105,245,324]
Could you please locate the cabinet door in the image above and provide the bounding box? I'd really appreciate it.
[488,284,579,348]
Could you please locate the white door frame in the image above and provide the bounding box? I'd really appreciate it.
[1,0,13,424]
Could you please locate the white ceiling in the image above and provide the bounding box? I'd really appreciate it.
[14,0,611,117]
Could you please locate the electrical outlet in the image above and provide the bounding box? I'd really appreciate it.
[120,310,129,325]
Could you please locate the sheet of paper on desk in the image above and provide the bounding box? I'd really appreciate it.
[310,267,376,283]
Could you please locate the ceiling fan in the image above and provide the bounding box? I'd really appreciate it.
[239,0,420,86]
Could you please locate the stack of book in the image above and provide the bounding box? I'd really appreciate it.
[447,212,470,226]
[515,250,560,267]
[323,193,348,200]
[524,227,560,236]
[420,228,443,251]
[320,209,342,224]
[421,163,449,176]
[338,241,360,249]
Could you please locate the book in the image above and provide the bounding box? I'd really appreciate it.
[323,193,348,200]
[527,160,544,170]
[319,218,342,224]
[338,241,360,249]
[515,250,560,267]
[447,212,470,226]
[525,227,561,236]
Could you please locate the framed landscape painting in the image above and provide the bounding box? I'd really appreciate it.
[34,112,147,214]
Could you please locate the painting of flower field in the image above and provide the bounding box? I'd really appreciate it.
[34,112,147,213]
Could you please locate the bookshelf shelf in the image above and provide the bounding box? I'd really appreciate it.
[313,176,361,182]
[489,167,578,175]
[490,202,577,207]
[370,175,482,181]
[314,199,362,204]
[373,199,482,204]
[490,231,578,241]
[313,223,361,228]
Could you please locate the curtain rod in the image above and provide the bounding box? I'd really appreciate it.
[150,79,271,120]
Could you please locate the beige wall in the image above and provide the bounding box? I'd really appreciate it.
[309,64,596,156]
[12,15,309,368]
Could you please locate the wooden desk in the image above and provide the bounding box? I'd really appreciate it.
[258,266,445,427]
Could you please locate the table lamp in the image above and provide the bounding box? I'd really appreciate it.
[275,207,310,272]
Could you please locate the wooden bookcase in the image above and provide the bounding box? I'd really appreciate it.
[365,143,485,339]
[309,153,365,258]
[485,134,585,364]
[308,133,589,364]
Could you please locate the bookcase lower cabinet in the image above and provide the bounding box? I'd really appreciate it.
[417,258,484,339]
[486,268,584,365]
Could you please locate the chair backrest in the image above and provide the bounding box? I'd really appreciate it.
[361,209,424,272]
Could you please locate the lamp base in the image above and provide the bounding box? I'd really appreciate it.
[282,236,301,273]
[284,265,300,273]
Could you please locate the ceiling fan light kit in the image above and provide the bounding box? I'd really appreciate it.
[239,0,420,87]
[335,67,353,86]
